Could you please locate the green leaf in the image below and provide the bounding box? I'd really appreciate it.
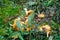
[18,33,24,40]
[9,32,24,40]
[43,0,53,7]
[0,35,4,40]
[16,20,24,33]
[28,12,34,25]
[50,20,56,25]
[16,20,21,29]
[16,20,24,35]
[0,28,7,36]
[23,31,29,35]
[54,35,60,40]
[50,20,57,28]
[10,32,19,39]
[21,10,26,16]
[27,1,37,6]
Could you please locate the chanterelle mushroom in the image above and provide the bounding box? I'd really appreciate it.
[38,25,51,37]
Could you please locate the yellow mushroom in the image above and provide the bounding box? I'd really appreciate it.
[25,27,30,32]
[24,18,28,25]
[26,10,33,16]
[24,9,33,17]
[38,13,45,18]
[38,25,51,37]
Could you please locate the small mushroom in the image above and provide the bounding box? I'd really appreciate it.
[38,12,45,18]
[38,25,51,37]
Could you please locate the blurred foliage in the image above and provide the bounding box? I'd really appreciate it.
[0,0,60,40]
